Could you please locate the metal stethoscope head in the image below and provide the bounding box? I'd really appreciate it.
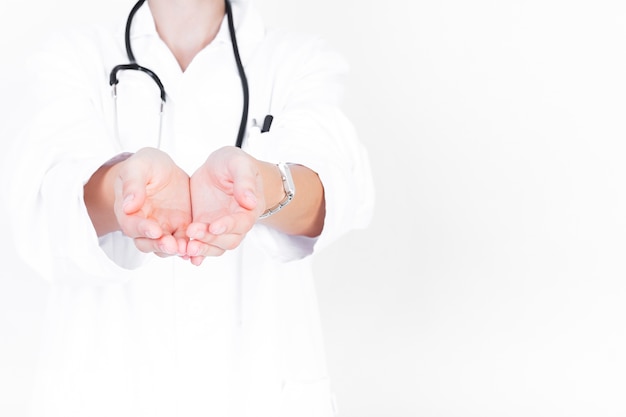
[109,0,249,148]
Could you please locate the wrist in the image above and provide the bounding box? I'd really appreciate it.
[84,153,132,236]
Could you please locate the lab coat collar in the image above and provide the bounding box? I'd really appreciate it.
[116,0,263,104]
[128,0,254,45]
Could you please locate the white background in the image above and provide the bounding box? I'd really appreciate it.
[2,0,626,416]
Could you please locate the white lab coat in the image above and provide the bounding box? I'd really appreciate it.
[2,1,374,416]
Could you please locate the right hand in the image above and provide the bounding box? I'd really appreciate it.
[113,147,192,257]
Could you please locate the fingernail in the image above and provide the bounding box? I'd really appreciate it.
[122,193,134,208]
[245,191,257,205]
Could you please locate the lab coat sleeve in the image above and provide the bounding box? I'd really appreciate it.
[2,29,147,285]
[246,32,375,260]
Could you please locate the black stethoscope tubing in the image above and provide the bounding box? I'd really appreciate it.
[109,0,249,148]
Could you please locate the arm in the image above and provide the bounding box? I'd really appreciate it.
[83,153,131,236]
[242,34,375,257]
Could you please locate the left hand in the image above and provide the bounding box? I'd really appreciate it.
[186,146,266,265]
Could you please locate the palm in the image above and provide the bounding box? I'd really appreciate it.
[190,173,247,224]
[114,148,191,256]
[141,170,191,232]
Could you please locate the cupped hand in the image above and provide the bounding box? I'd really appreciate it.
[113,147,192,257]
[186,146,265,265]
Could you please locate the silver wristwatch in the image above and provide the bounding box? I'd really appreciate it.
[259,162,296,219]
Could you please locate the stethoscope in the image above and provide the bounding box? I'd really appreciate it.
[109,0,249,148]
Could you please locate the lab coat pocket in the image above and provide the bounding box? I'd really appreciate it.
[243,114,275,154]
[280,378,337,417]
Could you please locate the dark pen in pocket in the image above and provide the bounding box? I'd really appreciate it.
[261,115,273,133]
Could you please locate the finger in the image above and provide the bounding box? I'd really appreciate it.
[209,212,257,237]
[172,226,190,257]
[195,233,243,252]
[190,256,205,266]
[117,214,163,239]
[187,213,256,242]
[187,239,227,258]
[134,234,180,255]
[187,219,235,240]
[186,222,210,241]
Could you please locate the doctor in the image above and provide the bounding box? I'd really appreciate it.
[3,0,374,415]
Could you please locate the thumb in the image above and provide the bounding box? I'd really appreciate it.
[116,165,148,215]
[232,164,259,211]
